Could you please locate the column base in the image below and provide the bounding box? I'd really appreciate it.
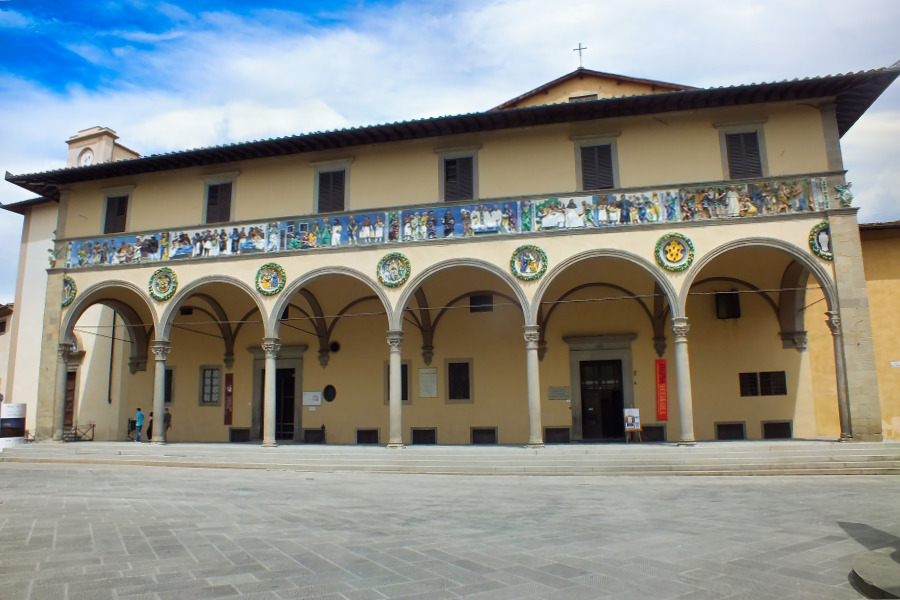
[261,441,278,448]
[386,442,404,449]
[527,441,544,448]
[677,439,697,446]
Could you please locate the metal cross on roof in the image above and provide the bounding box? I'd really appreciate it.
[573,43,587,68]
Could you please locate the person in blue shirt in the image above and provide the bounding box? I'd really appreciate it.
[135,408,145,443]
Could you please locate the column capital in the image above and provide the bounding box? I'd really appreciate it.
[57,342,73,361]
[262,337,281,358]
[825,310,841,336]
[672,317,690,341]
[387,330,403,351]
[523,325,540,349]
[150,340,171,361]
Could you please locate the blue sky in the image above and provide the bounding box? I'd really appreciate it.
[1,0,899,303]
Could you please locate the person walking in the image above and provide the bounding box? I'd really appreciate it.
[135,407,144,443]
[146,412,154,441]
[163,407,172,442]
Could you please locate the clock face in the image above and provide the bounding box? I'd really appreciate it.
[79,148,94,166]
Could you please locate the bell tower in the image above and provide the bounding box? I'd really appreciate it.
[65,126,140,168]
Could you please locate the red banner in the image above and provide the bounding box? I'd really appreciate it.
[656,359,668,421]
[224,373,233,426]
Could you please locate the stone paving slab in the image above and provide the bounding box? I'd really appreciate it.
[0,463,899,599]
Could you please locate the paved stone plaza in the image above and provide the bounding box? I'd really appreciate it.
[0,463,898,599]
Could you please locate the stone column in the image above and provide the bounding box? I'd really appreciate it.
[523,325,543,447]
[826,311,852,440]
[53,343,71,442]
[262,338,280,447]
[387,330,404,447]
[150,341,171,444]
[672,317,696,445]
[828,209,882,440]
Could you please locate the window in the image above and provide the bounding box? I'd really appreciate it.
[312,159,352,213]
[569,94,598,102]
[444,157,474,201]
[715,422,746,440]
[716,120,767,180]
[104,195,129,233]
[739,372,759,397]
[164,368,174,403]
[762,421,792,439]
[317,169,346,213]
[206,182,232,223]
[469,294,493,313]
[581,145,615,190]
[715,291,741,319]
[759,371,787,396]
[199,366,221,405]
[436,146,479,202]
[384,361,411,404]
[356,429,379,444]
[572,134,619,191]
[446,359,473,401]
[725,132,763,179]
[739,371,787,397]
[411,428,437,445]
[0,320,6,335]
[471,427,497,444]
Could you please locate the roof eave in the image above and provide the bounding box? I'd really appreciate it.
[6,67,898,199]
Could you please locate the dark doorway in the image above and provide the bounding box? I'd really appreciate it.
[260,368,296,441]
[64,371,76,429]
[580,360,625,440]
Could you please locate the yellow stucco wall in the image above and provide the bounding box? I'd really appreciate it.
[505,75,684,107]
[860,228,900,439]
[58,101,830,240]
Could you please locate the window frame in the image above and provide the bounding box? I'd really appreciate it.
[312,158,353,214]
[198,365,222,406]
[436,146,480,202]
[739,370,787,397]
[715,120,768,180]
[203,172,239,225]
[101,185,134,234]
[571,133,620,191]
[445,358,474,403]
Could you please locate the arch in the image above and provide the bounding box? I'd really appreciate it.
[159,275,267,340]
[269,266,391,338]
[392,258,530,330]
[60,280,157,372]
[529,249,678,324]
[678,238,837,317]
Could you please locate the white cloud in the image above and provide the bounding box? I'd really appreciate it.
[0,8,33,28]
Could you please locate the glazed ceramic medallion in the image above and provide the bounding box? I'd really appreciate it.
[510,244,548,281]
[377,253,410,287]
[809,221,833,261]
[256,263,286,295]
[655,233,694,272]
[62,276,77,307]
[148,267,178,301]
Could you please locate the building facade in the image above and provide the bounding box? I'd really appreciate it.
[4,66,899,445]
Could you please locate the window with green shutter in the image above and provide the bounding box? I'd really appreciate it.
[725,132,763,179]
[318,169,346,213]
[444,156,474,201]
[581,144,614,190]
